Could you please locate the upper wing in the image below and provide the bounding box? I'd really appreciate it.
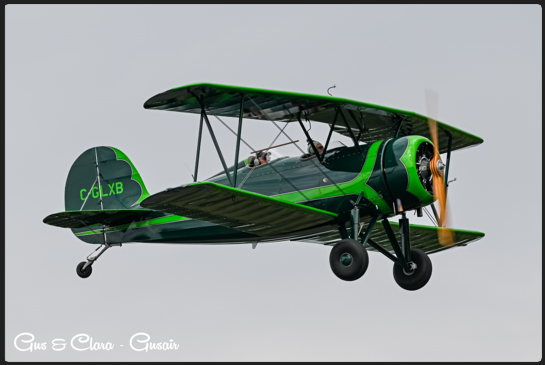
[293,222,485,255]
[140,182,338,236]
[143,83,483,153]
[43,209,156,229]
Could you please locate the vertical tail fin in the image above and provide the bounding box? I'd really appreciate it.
[64,146,150,211]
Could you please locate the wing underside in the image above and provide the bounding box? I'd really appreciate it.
[140,182,338,237]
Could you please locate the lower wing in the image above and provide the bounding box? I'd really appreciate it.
[293,222,484,254]
[140,182,338,236]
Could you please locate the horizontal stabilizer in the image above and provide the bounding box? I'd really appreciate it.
[43,209,155,229]
[140,182,338,236]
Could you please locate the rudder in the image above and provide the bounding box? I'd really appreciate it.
[65,146,150,211]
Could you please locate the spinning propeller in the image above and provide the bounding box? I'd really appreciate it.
[425,89,454,247]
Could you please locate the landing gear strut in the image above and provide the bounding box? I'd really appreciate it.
[330,200,433,290]
[76,242,121,279]
[366,212,433,291]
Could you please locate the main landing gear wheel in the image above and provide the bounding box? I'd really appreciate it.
[76,262,93,279]
[393,249,432,291]
[329,239,369,281]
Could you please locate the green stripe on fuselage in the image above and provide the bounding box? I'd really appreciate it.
[363,141,393,213]
[75,214,188,236]
[262,141,393,214]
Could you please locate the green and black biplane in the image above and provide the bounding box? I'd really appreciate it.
[43,83,485,290]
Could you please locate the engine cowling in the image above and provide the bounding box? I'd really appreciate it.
[381,136,440,211]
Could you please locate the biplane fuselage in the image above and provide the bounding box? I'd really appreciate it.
[71,135,434,246]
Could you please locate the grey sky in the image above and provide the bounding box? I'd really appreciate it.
[5,5,541,361]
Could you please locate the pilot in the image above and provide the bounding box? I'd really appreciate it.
[307,140,324,155]
[256,151,270,165]
[246,151,270,167]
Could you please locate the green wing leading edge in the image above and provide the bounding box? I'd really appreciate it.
[43,83,485,290]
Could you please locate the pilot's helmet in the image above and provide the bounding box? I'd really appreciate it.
[307,140,323,154]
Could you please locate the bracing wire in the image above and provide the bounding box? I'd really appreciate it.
[248,97,351,202]
[423,206,438,226]
[209,112,309,201]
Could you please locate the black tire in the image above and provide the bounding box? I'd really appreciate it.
[329,239,369,281]
[76,261,92,279]
[393,249,432,291]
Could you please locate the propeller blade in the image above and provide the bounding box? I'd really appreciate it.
[425,89,454,247]
[425,89,440,148]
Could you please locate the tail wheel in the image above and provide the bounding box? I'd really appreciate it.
[329,239,369,281]
[393,249,432,290]
[76,262,93,279]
